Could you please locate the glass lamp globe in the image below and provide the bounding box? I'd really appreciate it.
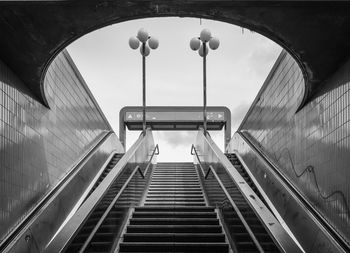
[198,44,209,57]
[209,37,220,50]
[190,37,201,51]
[140,44,151,57]
[137,28,149,43]
[200,29,212,42]
[148,37,159,49]
[129,36,140,50]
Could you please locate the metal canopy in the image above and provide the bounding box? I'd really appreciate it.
[119,106,231,148]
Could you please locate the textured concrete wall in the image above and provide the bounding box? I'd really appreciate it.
[0,50,119,242]
[228,50,350,246]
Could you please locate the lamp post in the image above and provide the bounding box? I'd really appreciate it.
[190,29,220,135]
[129,28,159,135]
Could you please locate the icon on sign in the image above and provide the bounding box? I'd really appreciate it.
[127,114,133,119]
[136,114,142,119]
[218,114,223,119]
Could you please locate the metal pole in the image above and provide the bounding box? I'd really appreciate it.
[203,42,207,135]
[142,42,146,135]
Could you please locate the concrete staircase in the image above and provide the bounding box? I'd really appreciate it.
[118,162,230,252]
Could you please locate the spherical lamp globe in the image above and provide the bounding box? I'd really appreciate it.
[129,36,140,50]
[140,44,151,57]
[190,37,201,51]
[209,37,220,50]
[200,29,211,42]
[137,28,149,43]
[148,37,159,49]
[198,44,209,57]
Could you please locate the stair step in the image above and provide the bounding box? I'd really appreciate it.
[123,233,226,242]
[132,212,217,218]
[129,218,219,225]
[126,225,222,233]
[119,242,229,252]
[135,206,215,212]
[145,197,204,201]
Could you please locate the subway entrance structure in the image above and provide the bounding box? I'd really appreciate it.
[0,1,350,253]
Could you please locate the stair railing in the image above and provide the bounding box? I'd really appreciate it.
[191,145,265,253]
[143,144,159,177]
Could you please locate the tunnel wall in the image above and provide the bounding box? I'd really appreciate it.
[227,50,350,246]
[0,50,122,243]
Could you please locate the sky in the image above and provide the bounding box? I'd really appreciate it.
[67,17,281,161]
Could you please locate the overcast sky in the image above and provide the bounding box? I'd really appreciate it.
[67,17,281,161]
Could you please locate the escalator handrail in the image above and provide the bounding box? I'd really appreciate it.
[0,131,113,252]
[193,131,304,253]
[77,144,159,251]
[192,145,265,253]
[44,129,155,252]
[78,165,144,253]
[237,132,349,252]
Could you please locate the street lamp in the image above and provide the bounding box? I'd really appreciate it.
[190,29,220,135]
[129,28,159,135]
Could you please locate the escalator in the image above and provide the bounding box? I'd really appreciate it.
[85,153,124,200]
[65,162,150,252]
[62,161,298,252]
[226,153,265,202]
[46,127,301,253]
[198,162,280,252]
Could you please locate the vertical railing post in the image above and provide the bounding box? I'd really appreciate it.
[203,42,207,135]
[142,42,146,136]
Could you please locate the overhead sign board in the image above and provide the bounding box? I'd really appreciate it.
[119,106,231,148]
[124,111,225,122]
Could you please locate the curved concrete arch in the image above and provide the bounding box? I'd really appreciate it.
[1,1,350,107]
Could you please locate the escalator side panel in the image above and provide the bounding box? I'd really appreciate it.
[194,129,304,253]
[65,163,152,252]
[196,165,280,252]
[2,133,123,253]
[45,129,156,253]
[228,132,348,253]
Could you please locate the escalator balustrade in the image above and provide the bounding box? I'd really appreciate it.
[86,153,124,200]
[199,164,281,252]
[65,161,149,252]
[226,153,265,202]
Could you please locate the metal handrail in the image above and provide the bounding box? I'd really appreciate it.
[237,132,348,252]
[191,145,264,253]
[78,165,144,253]
[44,129,157,252]
[191,144,206,176]
[143,144,159,177]
[0,131,113,252]
[206,165,265,253]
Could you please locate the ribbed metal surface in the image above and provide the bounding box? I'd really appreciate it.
[198,164,281,253]
[226,153,270,209]
[64,160,150,253]
[85,154,124,200]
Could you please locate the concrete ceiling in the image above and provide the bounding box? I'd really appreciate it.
[0,1,350,107]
